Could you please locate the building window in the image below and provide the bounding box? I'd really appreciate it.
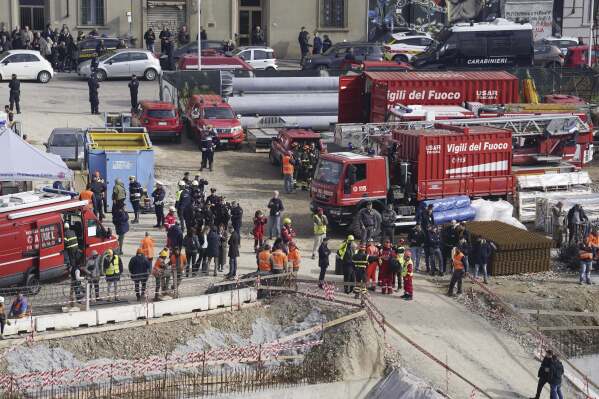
[80,0,105,26]
[320,0,346,29]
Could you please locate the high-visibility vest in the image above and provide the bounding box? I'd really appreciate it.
[580,250,593,260]
[313,215,327,235]
[402,260,413,278]
[152,258,166,277]
[452,252,465,270]
[353,253,368,268]
[271,250,287,270]
[79,190,94,208]
[282,155,294,175]
[64,230,78,249]
[258,250,272,272]
[288,248,301,269]
[105,256,120,276]
[586,234,599,247]
[175,190,182,202]
[337,240,350,259]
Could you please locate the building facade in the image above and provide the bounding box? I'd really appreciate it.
[0,0,369,58]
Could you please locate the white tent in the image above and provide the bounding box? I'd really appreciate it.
[0,127,73,181]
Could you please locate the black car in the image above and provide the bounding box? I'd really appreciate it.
[159,40,230,70]
[76,37,122,63]
[302,42,384,71]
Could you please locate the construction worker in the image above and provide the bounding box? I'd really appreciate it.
[141,232,155,263]
[312,208,328,260]
[282,153,294,194]
[129,248,151,301]
[257,244,273,275]
[152,250,169,300]
[401,250,414,300]
[365,239,379,291]
[288,241,301,274]
[379,239,396,295]
[338,235,355,294]
[164,206,177,230]
[85,250,101,301]
[271,245,288,275]
[578,243,593,285]
[585,228,599,259]
[281,217,296,246]
[63,222,79,271]
[129,175,142,223]
[352,243,369,298]
[170,247,187,293]
[112,178,126,210]
[79,183,94,210]
[447,247,465,297]
[103,249,122,301]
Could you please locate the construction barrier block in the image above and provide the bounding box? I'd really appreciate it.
[153,295,209,317]
[3,317,34,336]
[35,311,97,332]
[96,303,153,325]
[207,292,224,309]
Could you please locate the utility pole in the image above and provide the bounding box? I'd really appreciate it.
[589,0,595,67]
[198,0,202,71]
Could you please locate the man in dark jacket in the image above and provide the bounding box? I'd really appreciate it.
[530,350,553,399]
[112,206,129,255]
[230,201,243,243]
[159,26,171,52]
[144,28,156,52]
[322,35,332,52]
[420,205,435,232]
[312,31,322,55]
[472,237,493,284]
[177,25,190,47]
[8,74,20,114]
[200,129,218,172]
[549,353,564,399]
[167,221,184,250]
[128,248,151,300]
[128,175,142,224]
[88,74,100,114]
[567,203,589,244]
[358,202,380,243]
[252,26,265,46]
[226,226,240,279]
[90,174,106,221]
[267,191,284,239]
[152,182,165,228]
[205,227,220,276]
[381,203,397,244]
[318,237,331,288]
[425,226,443,275]
[441,222,459,274]
[408,224,426,272]
[298,27,311,66]
[128,74,139,111]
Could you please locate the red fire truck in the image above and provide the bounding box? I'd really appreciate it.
[0,191,118,292]
[310,124,515,229]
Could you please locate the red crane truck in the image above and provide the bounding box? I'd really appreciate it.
[0,191,119,292]
[310,124,514,229]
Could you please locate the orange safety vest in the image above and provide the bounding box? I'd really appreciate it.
[288,248,301,270]
[282,155,294,176]
[580,250,593,260]
[271,250,288,270]
[79,190,94,209]
[258,250,272,272]
[152,258,167,277]
[141,237,155,259]
[453,252,465,271]
[170,254,187,273]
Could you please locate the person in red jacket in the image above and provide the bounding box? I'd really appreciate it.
[164,206,177,230]
[378,239,396,294]
[281,217,296,245]
[402,250,414,300]
[253,210,267,252]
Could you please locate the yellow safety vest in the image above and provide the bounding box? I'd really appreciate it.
[176,190,182,201]
[337,240,350,258]
[313,215,327,235]
[402,260,413,278]
[105,255,120,276]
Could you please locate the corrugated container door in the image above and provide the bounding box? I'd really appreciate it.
[87,151,107,180]
[370,81,389,123]
[338,75,366,123]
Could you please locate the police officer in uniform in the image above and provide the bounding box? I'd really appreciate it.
[128,74,139,111]
[90,173,106,221]
[8,74,20,114]
[200,128,218,171]
[64,222,79,271]
[152,182,165,228]
[88,74,100,115]
[128,175,142,223]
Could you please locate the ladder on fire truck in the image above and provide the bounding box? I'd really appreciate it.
[334,114,592,149]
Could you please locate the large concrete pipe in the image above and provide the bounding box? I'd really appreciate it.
[228,93,338,116]
[232,76,339,93]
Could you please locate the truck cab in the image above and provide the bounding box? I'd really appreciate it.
[183,94,245,149]
[310,152,389,226]
[0,191,118,292]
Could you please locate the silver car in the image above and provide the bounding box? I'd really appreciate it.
[45,128,86,170]
[77,49,162,81]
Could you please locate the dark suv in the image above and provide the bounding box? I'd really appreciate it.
[302,42,383,71]
[76,37,121,63]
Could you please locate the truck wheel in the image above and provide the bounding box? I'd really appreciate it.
[25,271,41,296]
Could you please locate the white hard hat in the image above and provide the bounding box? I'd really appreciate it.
[64,222,70,229]
[0,296,4,304]
[178,180,185,186]
[192,180,199,186]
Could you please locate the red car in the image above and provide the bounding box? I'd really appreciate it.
[182,94,244,149]
[269,129,326,166]
[178,54,254,71]
[132,101,183,143]
[565,45,599,68]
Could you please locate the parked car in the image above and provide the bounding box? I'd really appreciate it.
[231,46,277,70]
[44,128,86,169]
[565,45,599,68]
[159,40,229,69]
[302,42,384,71]
[131,101,183,143]
[77,49,161,81]
[76,37,122,62]
[178,53,253,72]
[533,44,564,68]
[0,50,54,83]
[383,35,434,63]
[269,129,326,166]
[538,36,579,55]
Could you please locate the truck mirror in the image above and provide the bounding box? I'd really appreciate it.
[191,109,200,119]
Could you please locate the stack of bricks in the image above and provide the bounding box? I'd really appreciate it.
[466,221,553,276]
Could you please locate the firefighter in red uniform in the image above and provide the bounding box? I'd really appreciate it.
[378,239,396,294]
[402,250,414,300]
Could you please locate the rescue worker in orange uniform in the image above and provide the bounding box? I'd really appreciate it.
[448,247,465,297]
[79,183,95,210]
[257,244,273,275]
[378,239,396,294]
[288,241,301,274]
[365,239,379,291]
[585,228,599,259]
[402,250,414,300]
[282,153,295,194]
[140,232,155,263]
[271,246,288,274]
[152,250,169,300]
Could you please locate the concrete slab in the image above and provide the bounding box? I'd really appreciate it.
[96,303,153,325]
[3,317,34,336]
[35,311,97,332]
[153,295,210,317]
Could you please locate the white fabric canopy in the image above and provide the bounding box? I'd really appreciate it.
[0,128,73,181]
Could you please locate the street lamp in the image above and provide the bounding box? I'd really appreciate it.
[198,0,202,71]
